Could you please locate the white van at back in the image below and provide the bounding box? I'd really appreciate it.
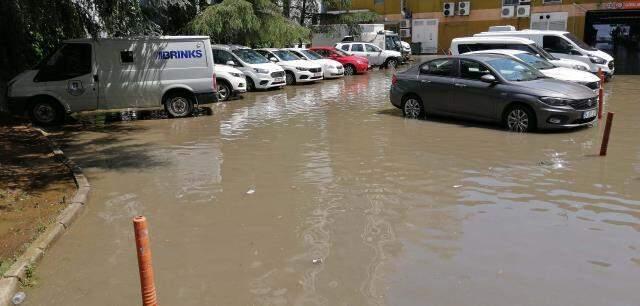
[450,36,591,71]
[474,29,614,78]
[7,36,217,125]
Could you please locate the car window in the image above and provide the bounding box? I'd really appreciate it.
[290,50,305,59]
[351,44,364,52]
[232,49,269,64]
[459,59,492,80]
[486,58,544,82]
[340,45,350,51]
[256,50,276,61]
[365,44,380,52]
[213,50,237,65]
[543,35,573,53]
[301,50,322,60]
[36,43,92,82]
[514,53,555,70]
[273,50,300,61]
[420,58,455,77]
[314,49,328,57]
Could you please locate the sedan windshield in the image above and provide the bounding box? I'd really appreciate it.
[300,50,322,60]
[273,50,300,61]
[232,49,269,64]
[528,44,559,61]
[486,58,545,82]
[333,49,349,57]
[514,53,556,70]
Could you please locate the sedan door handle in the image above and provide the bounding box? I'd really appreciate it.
[454,83,467,88]
[420,80,431,83]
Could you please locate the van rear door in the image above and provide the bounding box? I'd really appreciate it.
[33,42,98,112]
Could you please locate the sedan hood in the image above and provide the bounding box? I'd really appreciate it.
[314,58,342,68]
[280,60,321,69]
[517,78,596,99]
[542,67,600,84]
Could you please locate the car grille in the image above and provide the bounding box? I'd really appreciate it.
[608,61,614,70]
[583,81,599,90]
[309,68,322,73]
[569,97,598,110]
[271,71,284,78]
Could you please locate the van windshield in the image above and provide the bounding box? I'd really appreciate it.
[486,58,545,82]
[564,33,597,51]
[232,49,269,64]
[528,44,559,61]
[514,53,556,70]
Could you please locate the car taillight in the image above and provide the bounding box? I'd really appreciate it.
[392,74,397,85]
[212,73,217,91]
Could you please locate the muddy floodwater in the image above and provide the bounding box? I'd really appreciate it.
[23,70,640,306]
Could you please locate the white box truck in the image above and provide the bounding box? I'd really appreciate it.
[7,36,217,125]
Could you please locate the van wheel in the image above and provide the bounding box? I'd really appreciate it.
[285,71,296,85]
[217,81,232,101]
[385,58,398,69]
[164,93,193,118]
[246,77,256,92]
[30,99,64,126]
[344,64,356,76]
[504,105,535,133]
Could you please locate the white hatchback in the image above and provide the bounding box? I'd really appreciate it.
[466,49,601,91]
[256,49,323,85]
[286,48,344,79]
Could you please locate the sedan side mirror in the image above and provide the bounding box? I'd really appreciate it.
[269,57,278,62]
[480,74,497,83]
[226,60,236,66]
[569,49,582,56]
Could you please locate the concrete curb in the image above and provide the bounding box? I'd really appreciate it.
[0,127,90,306]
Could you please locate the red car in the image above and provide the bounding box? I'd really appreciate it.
[309,46,369,75]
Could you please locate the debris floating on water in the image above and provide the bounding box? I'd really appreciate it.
[312,258,323,264]
[246,188,255,195]
[12,291,26,305]
[453,185,462,188]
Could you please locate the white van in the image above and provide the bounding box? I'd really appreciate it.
[211,45,285,91]
[474,29,614,78]
[450,37,591,71]
[7,36,217,125]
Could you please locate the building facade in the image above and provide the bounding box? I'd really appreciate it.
[344,0,640,62]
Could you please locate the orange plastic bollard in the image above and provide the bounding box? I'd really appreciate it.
[598,87,604,119]
[133,216,158,306]
[599,112,615,156]
[598,68,605,84]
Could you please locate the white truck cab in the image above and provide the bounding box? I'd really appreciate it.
[7,36,217,125]
[211,45,286,91]
[451,36,591,72]
[474,29,614,78]
[286,48,344,79]
[335,42,402,68]
[256,49,323,85]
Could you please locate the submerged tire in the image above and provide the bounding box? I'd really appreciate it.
[30,98,64,126]
[344,64,356,76]
[246,77,256,92]
[217,81,232,101]
[402,95,425,119]
[504,105,535,132]
[385,58,398,69]
[164,92,194,118]
[285,71,296,85]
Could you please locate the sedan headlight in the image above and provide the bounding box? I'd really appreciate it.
[230,72,244,77]
[296,67,309,71]
[574,65,588,71]
[589,56,606,65]
[539,97,571,107]
[253,68,269,74]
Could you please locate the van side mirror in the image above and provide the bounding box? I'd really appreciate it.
[569,49,582,56]
[226,60,236,66]
[480,74,497,83]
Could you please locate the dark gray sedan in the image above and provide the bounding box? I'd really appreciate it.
[390,55,599,132]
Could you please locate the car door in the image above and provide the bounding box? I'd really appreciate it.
[365,44,383,65]
[415,58,456,114]
[34,43,98,112]
[349,43,367,60]
[542,35,582,61]
[449,59,501,120]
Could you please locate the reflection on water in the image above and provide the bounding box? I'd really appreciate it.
[23,73,640,306]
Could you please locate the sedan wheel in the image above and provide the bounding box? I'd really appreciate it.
[402,97,424,119]
[506,108,532,132]
[217,82,231,101]
[344,65,355,76]
[285,71,296,85]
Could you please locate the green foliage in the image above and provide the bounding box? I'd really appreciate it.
[189,0,310,47]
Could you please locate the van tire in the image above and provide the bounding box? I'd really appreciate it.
[217,80,232,101]
[30,98,64,126]
[164,92,194,118]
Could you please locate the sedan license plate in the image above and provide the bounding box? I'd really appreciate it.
[583,110,597,119]
[313,72,322,77]
[275,77,284,83]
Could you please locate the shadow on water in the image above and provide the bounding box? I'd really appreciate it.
[376,108,592,134]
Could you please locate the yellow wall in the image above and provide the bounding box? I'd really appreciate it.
[351,0,607,14]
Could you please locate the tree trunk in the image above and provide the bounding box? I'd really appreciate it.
[283,0,290,18]
[299,0,306,25]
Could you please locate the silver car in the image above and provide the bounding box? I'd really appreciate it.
[390,55,599,132]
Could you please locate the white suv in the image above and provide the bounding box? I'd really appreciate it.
[286,48,344,79]
[212,45,286,91]
[256,49,323,85]
[212,64,246,101]
[335,42,402,68]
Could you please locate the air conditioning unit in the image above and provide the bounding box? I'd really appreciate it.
[458,1,470,16]
[501,6,515,18]
[400,19,411,28]
[400,29,411,38]
[517,5,530,17]
[443,2,455,17]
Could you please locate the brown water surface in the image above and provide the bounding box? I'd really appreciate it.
[23,70,640,306]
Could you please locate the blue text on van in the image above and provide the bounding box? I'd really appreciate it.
[157,50,203,60]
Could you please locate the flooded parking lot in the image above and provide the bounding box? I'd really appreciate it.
[24,69,640,305]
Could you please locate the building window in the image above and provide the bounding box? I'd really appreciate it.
[502,0,518,6]
[374,0,384,5]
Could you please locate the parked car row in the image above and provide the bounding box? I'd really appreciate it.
[391,28,612,133]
